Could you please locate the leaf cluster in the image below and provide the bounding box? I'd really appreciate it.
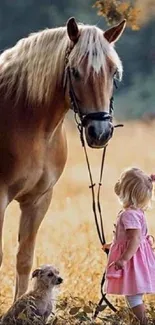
[93,0,141,29]
[47,296,155,324]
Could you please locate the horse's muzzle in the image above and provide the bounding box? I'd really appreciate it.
[85,120,114,148]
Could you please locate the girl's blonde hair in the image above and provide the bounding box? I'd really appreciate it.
[114,168,153,209]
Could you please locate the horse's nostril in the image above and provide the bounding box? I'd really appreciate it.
[88,125,97,139]
[110,126,114,137]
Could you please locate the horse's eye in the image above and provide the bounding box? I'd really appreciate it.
[113,69,119,80]
[48,272,54,277]
[72,68,80,80]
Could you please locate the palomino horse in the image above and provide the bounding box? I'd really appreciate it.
[0,17,126,300]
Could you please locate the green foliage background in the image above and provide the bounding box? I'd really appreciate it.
[0,0,154,120]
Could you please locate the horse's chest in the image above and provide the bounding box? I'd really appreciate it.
[10,156,59,200]
[9,167,44,199]
[7,127,67,199]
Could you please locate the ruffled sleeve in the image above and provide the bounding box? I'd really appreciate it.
[121,210,142,230]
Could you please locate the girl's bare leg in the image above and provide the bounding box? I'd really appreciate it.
[132,304,147,325]
[126,295,147,325]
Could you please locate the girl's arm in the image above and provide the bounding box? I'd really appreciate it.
[115,229,141,269]
[102,223,116,251]
[102,243,112,251]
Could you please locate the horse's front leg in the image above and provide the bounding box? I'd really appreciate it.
[0,188,8,267]
[15,188,53,301]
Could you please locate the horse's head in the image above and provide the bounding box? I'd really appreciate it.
[65,18,126,148]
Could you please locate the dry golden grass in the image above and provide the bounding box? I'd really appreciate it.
[1,119,155,323]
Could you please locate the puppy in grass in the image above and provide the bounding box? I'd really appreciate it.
[0,265,63,324]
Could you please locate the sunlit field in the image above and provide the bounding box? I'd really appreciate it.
[1,119,155,323]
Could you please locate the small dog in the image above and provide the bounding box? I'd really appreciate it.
[1,265,63,324]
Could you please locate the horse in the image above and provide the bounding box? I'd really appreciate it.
[0,17,126,301]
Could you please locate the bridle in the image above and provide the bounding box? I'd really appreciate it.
[66,64,114,127]
[63,46,116,128]
[63,45,123,318]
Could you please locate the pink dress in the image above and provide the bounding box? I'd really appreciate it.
[105,208,155,295]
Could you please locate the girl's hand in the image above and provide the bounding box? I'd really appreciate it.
[147,235,155,247]
[147,235,155,252]
[102,243,111,252]
[114,259,126,270]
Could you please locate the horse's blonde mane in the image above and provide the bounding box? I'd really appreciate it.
[71,24,123,78]
[0,24,122,106]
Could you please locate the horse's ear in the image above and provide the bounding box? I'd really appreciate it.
[104,19,126,43]
[67,17,80,43]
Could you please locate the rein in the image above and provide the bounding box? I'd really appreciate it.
[73,108,118,319]
[64,45,123,319]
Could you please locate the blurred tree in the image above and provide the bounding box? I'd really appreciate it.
[93,0,141,29]
[115,69,155,120]
[0,0,51,49]
[0,0,98,49]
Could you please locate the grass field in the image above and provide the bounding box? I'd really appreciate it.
[0,120,155,323]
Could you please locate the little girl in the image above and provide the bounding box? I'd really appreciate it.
[104,167,155,325]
